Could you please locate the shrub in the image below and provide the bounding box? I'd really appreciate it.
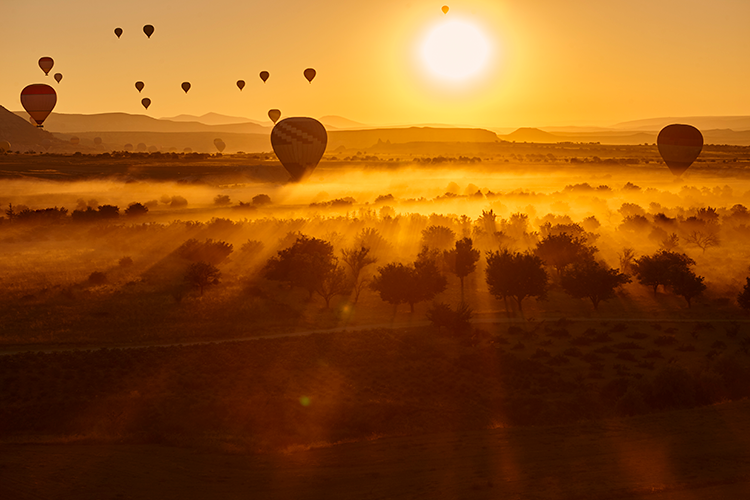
[425,302,473,334]
[88,271,108,285]
[118,257,134,268]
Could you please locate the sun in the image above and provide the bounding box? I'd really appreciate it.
[419,19,492,83]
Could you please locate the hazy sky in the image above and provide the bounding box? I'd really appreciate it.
[3,0,749,127]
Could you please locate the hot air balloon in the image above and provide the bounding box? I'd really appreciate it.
[270,117,327,182]
[20,84,57,127]
[657,124,703,176]
[259,71,269,83]
[236,80,245,91]
[29,116,36,126]
[0,141,11,153]
[94,137,102,146]
[303,68,316,83]
[214,138,226,153]
[54,73,62,83]
[442,5,449,14]
[41,139,51,151]
[114,27,123,38]
[181,82,191,93]
[135,81,145,92]
[141,98,151,109]
[268,109,281,124]
[124,143,133,151]
[143,25,154,38]
[38,57,54,76]
[70,136,80,145]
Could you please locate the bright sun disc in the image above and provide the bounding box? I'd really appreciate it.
[420,19,491,82]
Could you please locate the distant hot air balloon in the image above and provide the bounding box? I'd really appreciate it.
[303,68,316,83]
[124,143,133,151]
[38,57,54,76]
[183,147,192,153]
[141,97,151,109]
[268,109,281,124]
[213,138,226,153]
[20,84,57,127]
[442,5,449,14]
[54,73,62,84]
[0,141,11,153]
[259,71,269,83]
[114,27,123,38]
[94,137,102,146]
[70,136,80,145]
[657,124,703,176]
[41,139,51,151]
[236,80,245,91]
[135,81,145,92]
[143,24,154,38]
[181,82,191,93]
[271,117,327,182]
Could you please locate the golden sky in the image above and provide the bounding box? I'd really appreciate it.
[3,0,750,127]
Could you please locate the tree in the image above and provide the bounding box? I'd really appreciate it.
[263,235,337,299]
[177,239,233,265]
[669,270,706,308]
[184,262,220,295]
[252,194,272,206]
[485,249,548,317]
[125,202,148,217]
[684,230,720,253]
[443,237,480,298]
[632,251,695,295]
[737,278,750,311]
[534,232,597,276]
[370,253,447,313]
[97,205,119,219]
[420,225,456,251]
[213,194,231,206]
[560,260,631,311]
[315,265,351,308]
[341,245,377,303]
[618,248,636,275]
[426,301,473,334]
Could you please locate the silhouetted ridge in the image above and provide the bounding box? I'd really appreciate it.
[0,104,59,151]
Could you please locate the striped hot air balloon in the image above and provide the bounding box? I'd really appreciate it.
[38,57,54,76]
[270,117,327,182]
[657,124,703,176]
[20,84,57,127]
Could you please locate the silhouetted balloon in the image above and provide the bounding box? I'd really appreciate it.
[41,139,51,151]
[657,124,703,176]
[183,147,192,153]
[20,84,57,127]
[0,141,11,153]
[303,68,316,83]
[54,73,62,83]
[181,82,191,93]
[268,109,281,124]
[442,5,449,14]
[94,137,102,146]
[259,71,270,83]
[236,80,245,91]
[141,98,151,109]
[143,25,154,38]
[135,81,145,92]
[114,27,123,38]
[70,136,80,145]
[38,57,54,76]
[271,117,327,182]
[213,138,226,153]
[124,143,133,151]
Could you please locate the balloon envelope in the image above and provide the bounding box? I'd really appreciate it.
[114,27,123,38]
[213,138,226,153]
[143,25,154,38]
[271,117,327,182]
[70,136,80,145]
[236,80,245,91]
[268,109,281,124]
[38,57,54,76]
[20,84,57,127]
[94,137,102,145]
[303,68,316,83]
[54,73,62,83]
[141,98,151,109]
[135,81,145,92]
[181,82,191,93]
[657,124,703,176]
[259,71,269,83]
[442,5,449,14]
[0,141,10,153]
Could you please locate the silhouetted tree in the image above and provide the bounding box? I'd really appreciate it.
[263,236,337,300]
[443,237,480,298]
[184,262,220,295]
[534,232,597,276]
[426,301,473,334]
[684,230,720,253]
[354,228,391,257]
[252,194,272,206]
[737,278,750,311]
[124,202,148,217]
[660,232,680,251]
[420,225,456,251]
[97,205,119,219]
[214,194,231,206]
[632,250,695,295]
[618,248,636,275]
[5,203,16,224]
[177,239,233,265]
[669,269,706,308]
[88,271,108,285]
[315,265,350,308]
[560,260,630,311]
[341,245,377,303]
[370,252,447,313]
[485,249,548,317]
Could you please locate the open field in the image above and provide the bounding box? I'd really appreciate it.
[2,145,750,498]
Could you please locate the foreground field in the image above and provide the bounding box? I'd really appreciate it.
[3,398,750,499]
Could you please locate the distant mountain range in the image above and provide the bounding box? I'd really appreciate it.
[612,116,750,131]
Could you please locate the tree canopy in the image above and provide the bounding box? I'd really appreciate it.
[485,249,548,316]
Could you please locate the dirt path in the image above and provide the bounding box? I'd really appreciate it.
[3,399,750,499]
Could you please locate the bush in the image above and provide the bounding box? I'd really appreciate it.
[88,271,108,285]
[118,257,134,268]
[425,302,473,334]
